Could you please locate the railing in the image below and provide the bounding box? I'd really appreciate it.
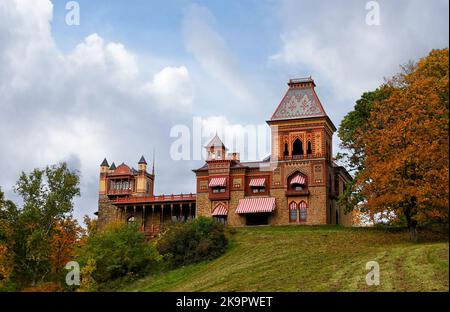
[283,154,322,161]
[114,193,196,203]
[107,189,133,195]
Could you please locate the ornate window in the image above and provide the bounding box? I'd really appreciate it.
[299,201,307,221]
[283,142,289,157]
[307,141,312,155]
[288,172,308,192]
[292,138,303,156]
[289,201,298,222]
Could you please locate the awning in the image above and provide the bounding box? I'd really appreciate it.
[290,174,306,185]
[235,197,276,214]
[212,204,228,216]
[209,177,227,187]
[249,178,266,187]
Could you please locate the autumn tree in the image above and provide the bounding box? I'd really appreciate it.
[49,216,84,278]
[0,163,81,287]
[341,48,449,239]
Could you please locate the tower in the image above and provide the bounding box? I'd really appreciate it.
[99,158,109,196]
[267,77,337,224]
[135,155,154,195]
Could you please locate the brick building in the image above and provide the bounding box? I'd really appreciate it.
[194,77,352,226]
[96,78,352,232]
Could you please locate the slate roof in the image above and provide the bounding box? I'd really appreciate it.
[100,158,109,167]
[138,155,147,164]
[205,134,228,150]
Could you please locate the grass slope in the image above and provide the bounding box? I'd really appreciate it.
[123,226,449,292]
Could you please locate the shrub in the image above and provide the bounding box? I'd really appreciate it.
[77,222,160,286]
[156,217,229,267]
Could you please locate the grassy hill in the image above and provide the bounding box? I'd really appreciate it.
[123,225,448,292]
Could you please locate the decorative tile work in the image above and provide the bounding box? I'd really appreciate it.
[271,88,325,120]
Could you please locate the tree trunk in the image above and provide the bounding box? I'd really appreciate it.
[405,199,418,242]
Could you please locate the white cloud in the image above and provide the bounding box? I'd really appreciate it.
[0,0,195,221]
[182,4,254,103]
[271,0,449,102]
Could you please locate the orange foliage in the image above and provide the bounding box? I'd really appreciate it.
[356,49,449,228]
[49,216,85,275]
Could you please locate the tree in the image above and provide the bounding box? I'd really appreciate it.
[77,222,160,286]
[49,216,84,278]
[0,163,81,287]
[349,49,449,239]
[337,87,393,214]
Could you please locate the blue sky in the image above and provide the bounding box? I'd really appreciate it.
[0,0,448,222]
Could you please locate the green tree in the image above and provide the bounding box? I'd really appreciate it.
[0,163,80,287]
[77,222,160,286]
[337,87,393,214]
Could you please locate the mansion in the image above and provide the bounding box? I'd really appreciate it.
[97,78,353,234]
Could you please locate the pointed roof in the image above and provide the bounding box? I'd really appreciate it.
[138,155,147,164]
[100,158,109,167]
[205,134,228,150]
[270,77,327,121]
[109,162,116,170]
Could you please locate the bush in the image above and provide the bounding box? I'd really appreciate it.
[77,222,160,286]
[156,217,229,268]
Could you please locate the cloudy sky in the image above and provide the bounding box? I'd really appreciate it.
[0,0,448,222]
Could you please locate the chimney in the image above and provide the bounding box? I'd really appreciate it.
[287,77,316,89]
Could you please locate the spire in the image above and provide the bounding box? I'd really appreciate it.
[138,155,147,164]
[205,134,228,150]
[152,148,155,175]
[100,158,109,167]
[109,162,116,170]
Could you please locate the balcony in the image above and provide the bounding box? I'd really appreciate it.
[108,188,133,195]
[283,154,322,161]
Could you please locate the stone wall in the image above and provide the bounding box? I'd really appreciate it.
[97,196,120,231]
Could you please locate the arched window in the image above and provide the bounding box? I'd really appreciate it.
[289,172,307,191]
[283,143,289,157]
[307,141,312,155]
[299,201,307,222]
[289,201,297,223]
[292,139,303,156]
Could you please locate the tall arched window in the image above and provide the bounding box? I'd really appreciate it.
[307,141,312,156]
[289,201,298,223]
[292,139,303,157]
[283,142,289,157]
[299,201,307,222]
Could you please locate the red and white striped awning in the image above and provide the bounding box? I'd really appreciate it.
[235,197,276,214]
[290,174,306,185]
[249,178,266,187]
[212,204,228,216]
[209,177,227,187]
[299,201,307,209]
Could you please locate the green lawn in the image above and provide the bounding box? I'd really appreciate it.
[123,225,449,292]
